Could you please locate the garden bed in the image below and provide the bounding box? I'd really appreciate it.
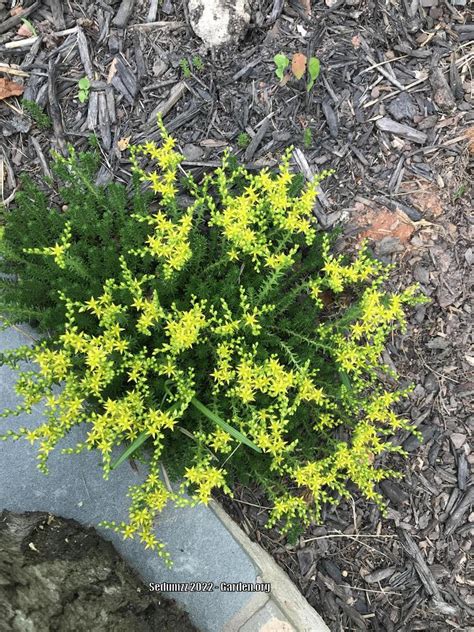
[0,1,472,630]
[0,510,199,632]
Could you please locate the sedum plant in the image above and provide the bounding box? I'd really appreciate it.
[0,120,424,565]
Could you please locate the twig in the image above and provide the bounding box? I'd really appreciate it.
[4,36,39,50]
[358,55,409,75]
[0,63,29,77]
[147,0,160,21]
[362,76,428,109]
[230,498,272,510]
[47,58,67,156]
[129,21,185,30]
[160,463,173,493]
[364,54,407,91]
[302,532,396,544]
[244,115,271,162]
[338,585,402,595]
[0,317,39,342]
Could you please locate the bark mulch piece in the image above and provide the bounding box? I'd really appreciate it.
[0,0,472,630]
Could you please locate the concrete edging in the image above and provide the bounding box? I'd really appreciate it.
[210,500,330,632]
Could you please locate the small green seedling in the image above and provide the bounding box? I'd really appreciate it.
[453,184,466,201]
[303,127,312,148]
[307,57,321,92]
[192,55,204,72]
[88,133,100,149]
[20,18,37,36]
[78,77,91,103]
[179,58,191,78]
[237,132,251,149]
[274,52,321,92]
[274,53,290,80]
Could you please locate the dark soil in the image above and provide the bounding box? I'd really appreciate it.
[0,1,472,631]
[0,510,199,632]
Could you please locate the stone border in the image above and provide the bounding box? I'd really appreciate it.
[211,500,329,632]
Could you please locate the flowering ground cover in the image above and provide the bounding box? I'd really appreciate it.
[0,1,472,629]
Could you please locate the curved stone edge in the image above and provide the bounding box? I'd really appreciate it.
[210,500,330,632]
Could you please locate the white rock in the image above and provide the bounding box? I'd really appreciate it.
[188,0,251,48]
[451,433,467,450]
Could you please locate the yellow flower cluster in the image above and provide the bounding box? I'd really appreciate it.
[238,288,274,336]
[318,282,423,388]
[210,339,239,386]
[128,118,197,278]
[209,149,333,271]
[102,465,175,564]
[268,389,414,530]
[184,457,231,504]
[130,118,182,203]
[251,409,293,470]
[228,351,326,410]
[134,209,194,279]
[34,346,71,381]
[209,292,274,340]
[311,235,386,296]
[208,427,233,454]
[147,407,178,437]
[267,493,308,528]
[163,300,208,354]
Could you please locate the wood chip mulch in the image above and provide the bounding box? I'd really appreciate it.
[0,1,472,630]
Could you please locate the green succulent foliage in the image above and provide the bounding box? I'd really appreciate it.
[192,55,204,71]
[179,58,191,78]
[237,132,251,149]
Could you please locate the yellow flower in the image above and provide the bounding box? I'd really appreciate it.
[184,460,230,504]
[297,377,325,404]
[147,408,177,436]
[165,302,208,354]
[209,428,232,453]
[122,524,137,539]
[140,531,159,550]
[158,356,177,378]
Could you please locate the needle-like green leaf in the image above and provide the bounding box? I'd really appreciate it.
[110,430,149,470]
